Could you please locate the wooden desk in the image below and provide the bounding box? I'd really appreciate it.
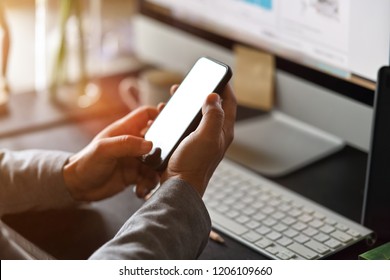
[0,75,370,259]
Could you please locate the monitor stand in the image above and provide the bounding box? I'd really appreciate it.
[226,111,345,177]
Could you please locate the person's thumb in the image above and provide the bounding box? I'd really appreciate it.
[95,136,153,159]
[197,93,224,138]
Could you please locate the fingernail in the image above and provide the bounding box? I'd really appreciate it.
[141,140,153,151]
[208,93,220,105]
[214,94,222,108]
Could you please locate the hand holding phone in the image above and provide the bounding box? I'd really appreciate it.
[161,87,236,196]
[141,57,232,171]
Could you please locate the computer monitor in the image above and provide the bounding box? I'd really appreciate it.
[134,0,390,178]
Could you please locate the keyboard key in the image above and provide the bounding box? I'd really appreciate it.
[272,211,286,220]
[224,198,236,205]
[263,218,277,227]
[298,214,313,223]
[292,222,307,231]
[313,233,330,243]
[277,252,293,260]
[325,238,342,249]
[278,204,291,212]
[284,229,299,238]
[214,192,226,200]
[289,209,302,217]
[305,240,330,254]
[262,206,276,215]
[269,199,281,207]
[273,223,288,233]
[302,207,314,214]
[313,212,326,220]
[216,205,229,213]
[206,200,219,208]
[242,196,255,204]
[259,194,271,201]
[269,191,281,198]
[331,230,353,243]
[243,207,256,216]
[266,231,282,241]
[247,188,261,196]
[233,203,246,210]
[255,238,273,249]
[336,223,349,232]
[324,218,337,226]
[320,225,335,234]
[294,234,310,244]
[256,226,271,235]
[243,231,261,242]
[208,209,248,235]
[226,210,240,219]
[277,237,293,247]
[346,229,361,238]
[303,227,319,237]
[266,245,279,255]
[288,243,318,259]
[309,219,324,229]
[236,215,250,224]
[252,201,265,209]
[280,196,292,203]
[278,249,296,260]
[232,192,244,199]
[281,216,296,226]
[246,220,260,229]
[253,213,266,221]
[292,202,303,209]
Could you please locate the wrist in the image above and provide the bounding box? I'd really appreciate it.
[162,173,207,197]
[63,156,83,201]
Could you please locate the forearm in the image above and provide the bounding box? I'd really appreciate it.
[0,149,76,216]
[89,178,211,260]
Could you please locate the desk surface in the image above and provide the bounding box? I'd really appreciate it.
[0,75,370,259]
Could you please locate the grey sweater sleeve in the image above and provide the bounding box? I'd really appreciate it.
[0,149,76,217]
[89,178,211,260]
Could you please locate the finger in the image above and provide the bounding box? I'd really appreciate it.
[95,136,153,159]
[170,84,179,96]
[157,102,165,113]
[196,93,224,140]
[135,170,159,198]
[219,84,237,144]
[135,178,158,198]
[220,84,237,128]
[104,107,159,137]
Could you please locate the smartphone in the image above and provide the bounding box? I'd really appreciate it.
[141,57,232,170]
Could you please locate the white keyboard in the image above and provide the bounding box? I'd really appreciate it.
[204,159,373,260]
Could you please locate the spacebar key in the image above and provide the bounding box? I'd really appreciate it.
[208,209,248,235]
[288,243,318,259]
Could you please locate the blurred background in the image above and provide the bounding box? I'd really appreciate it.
[2,0,138,94]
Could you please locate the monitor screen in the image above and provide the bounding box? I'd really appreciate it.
[142,0,390,94]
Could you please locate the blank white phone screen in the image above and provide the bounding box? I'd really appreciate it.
[145,57,228,160]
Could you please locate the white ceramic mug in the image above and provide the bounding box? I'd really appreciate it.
[119,69,183,110]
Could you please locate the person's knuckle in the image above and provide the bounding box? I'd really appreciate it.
[93,139,107,154]
[208,106,224,120]
[118,135,136,148]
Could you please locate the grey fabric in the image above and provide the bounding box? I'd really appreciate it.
[89,178,211,260]
[0,149,211,259]
[0,149,75,217]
